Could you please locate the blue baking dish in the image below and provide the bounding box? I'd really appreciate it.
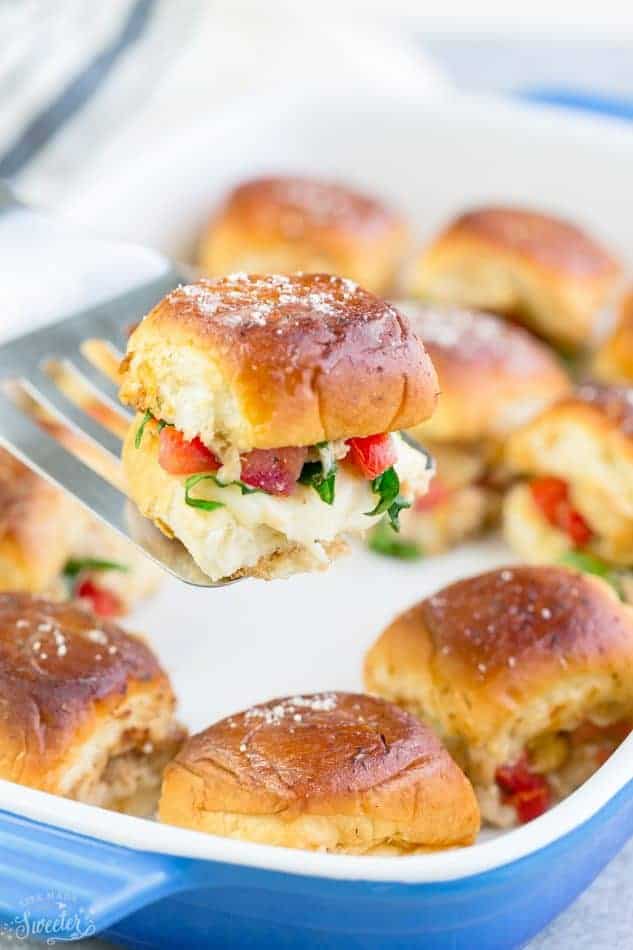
[3,89,633,947]
[0,732,631,948]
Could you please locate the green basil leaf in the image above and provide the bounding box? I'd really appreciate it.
[365,467,400,517]
[386,496,411,532]
[204,474,261,496]
[368,518,422,560]
[365,466,411,531]
[298,459,337,505]
[63,558,129,578]
[184,474,226,511]
[134,409,153,449]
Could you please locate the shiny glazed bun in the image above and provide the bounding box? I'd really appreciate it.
[0,593,184,814]
[199,176,409,294]
[120,273,438,452]
[159,691,479,853]
[409,206,622,349]
[365,567,633,825]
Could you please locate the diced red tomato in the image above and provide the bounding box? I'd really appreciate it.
[76,579,123,618]
[157,425,307,494]
[495,755,551,824]
[240,447,308,495]
[513,785,551,824]
[414,475,452,512]
[346,433,397,480]
[530,476,592,547]
[158,427,220,475]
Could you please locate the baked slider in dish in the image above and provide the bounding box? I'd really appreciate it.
[593,289,633,384]
[0,447,160,617]
[364,566,633,827]
[199,176,408,295]
[120,274,438,582]
[409,206,622,350]
[369,303,570,557]
[504,383,633,600]
[159,691,479,853]
[0,592,184,814]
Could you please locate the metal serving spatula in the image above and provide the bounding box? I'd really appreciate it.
[0,184,221,586]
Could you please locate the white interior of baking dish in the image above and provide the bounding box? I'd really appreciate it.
[6,89,633,883]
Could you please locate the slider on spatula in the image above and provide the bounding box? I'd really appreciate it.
[119,273,438,582]
[159,691,479,852]
[365,566,633,827]
[0,593,184,814]
[504,383,633,600]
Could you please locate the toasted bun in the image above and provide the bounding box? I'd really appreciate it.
[409,207,622,348]
[505,383,633,523]
[397,302,570,443]
[159,691,479,852]
[364,566,633,784]
[593,289,633,383]
[120,274,438,452]
[0,593,184,812]
[199,177,409,294]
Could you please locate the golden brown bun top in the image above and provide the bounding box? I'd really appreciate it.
[416,566,632,682]
[441,206,620,278]
[122,274,438,446]
[0,593,165,745]
[173,691,456,804]
[213,176,404,241]
[399,303,569,442]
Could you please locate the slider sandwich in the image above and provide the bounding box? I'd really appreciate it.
[120,274,438,582]
[365,566,633,827]
[0,593,184,814]
[369,303,569,557]
[504,383,633,600]
[159,691,480,852]
[409,206,622,350]
[0,448,160,617]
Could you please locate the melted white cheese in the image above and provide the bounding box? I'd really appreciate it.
[157,435,431,581]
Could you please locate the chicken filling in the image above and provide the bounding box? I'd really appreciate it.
[479,718,631,827]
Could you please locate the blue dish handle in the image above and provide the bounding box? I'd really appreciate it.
[0,809,187,939]
[520,87,633,121]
